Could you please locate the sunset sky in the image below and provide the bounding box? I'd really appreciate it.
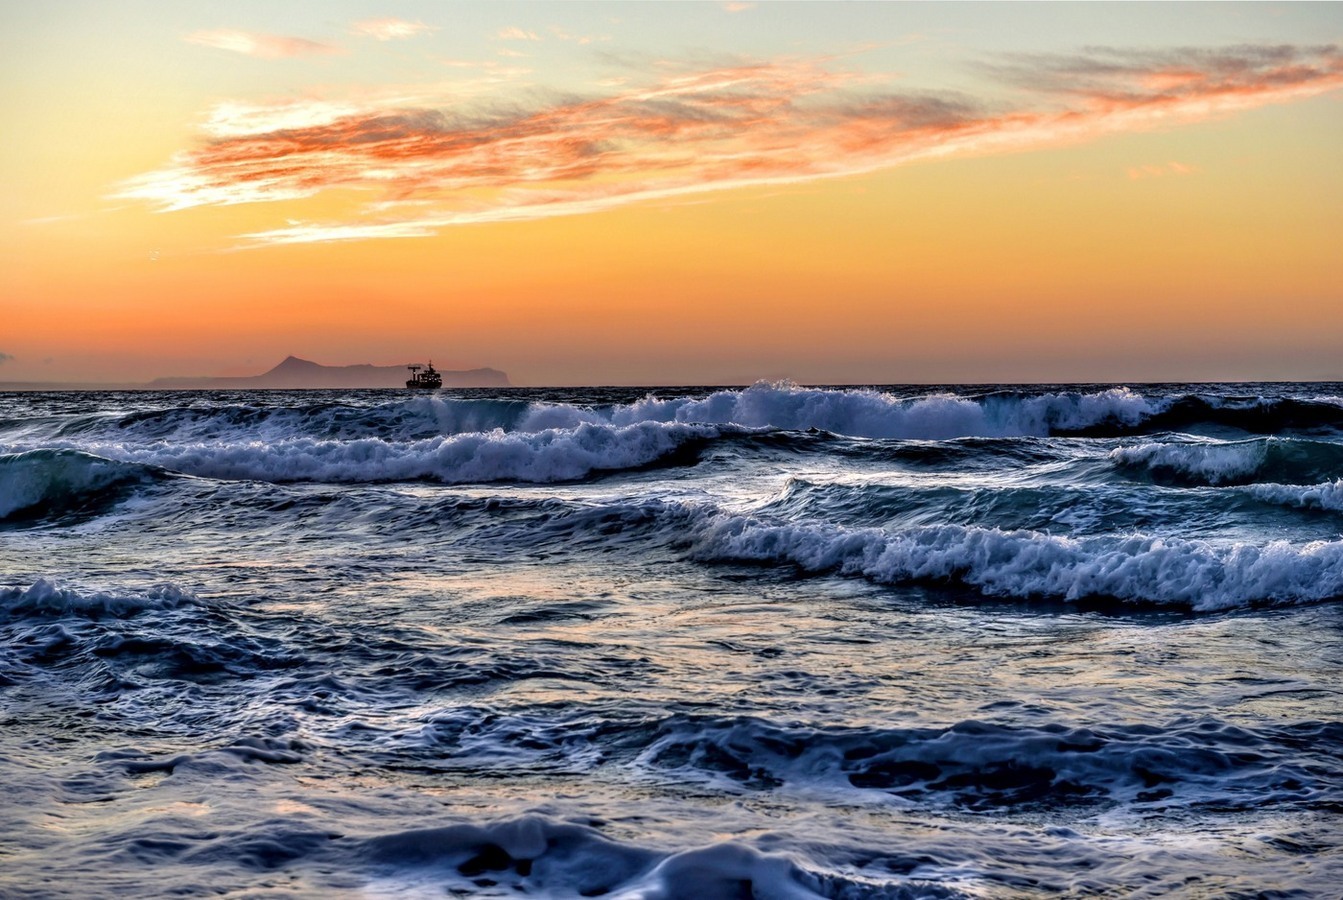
[3,1,1341,385]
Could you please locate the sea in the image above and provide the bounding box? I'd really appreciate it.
[2,382,1341,898]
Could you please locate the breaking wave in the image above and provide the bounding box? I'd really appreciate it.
[688,514,1343,610]
[43,422,721,485]
[53,396,532,443]
[1244,480,1343,512]
[1136,393,1343,435]
[0,579,198,619]
[1111,437,1343,486]
[362,814,956,899]
[0,449,161,521]
[456,496,1343,609]
[22,384,1343,451]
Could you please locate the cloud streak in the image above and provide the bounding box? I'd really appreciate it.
[350,18,435,41]
[497,26,542,42]
[1127,161,1197,180]
[185,29,338,59]
[119,44,1343,245]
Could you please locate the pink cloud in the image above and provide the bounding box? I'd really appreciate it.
[119,45,1343,244]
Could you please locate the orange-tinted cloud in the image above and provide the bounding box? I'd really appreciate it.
[990,44,1341,99]
[184,29,339,59]
[119,45,1343,244]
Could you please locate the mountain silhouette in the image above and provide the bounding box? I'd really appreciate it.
[150,356,510,389]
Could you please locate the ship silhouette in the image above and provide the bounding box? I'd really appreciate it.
[405,362,443,389]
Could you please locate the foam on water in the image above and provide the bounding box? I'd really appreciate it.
[689,513,1343,610]
[1245,479,1343,512]
[38,421,721,484]
[0,579,198,618]
[1110,439,1268,485]
[50,396,533,443]
[362,815,939,899]
[1111,436,1343,487]
[520,383,1158,439]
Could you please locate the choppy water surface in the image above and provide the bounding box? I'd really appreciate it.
[2,382,1341,898]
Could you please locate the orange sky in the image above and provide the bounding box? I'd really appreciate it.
[3,2,1341,384]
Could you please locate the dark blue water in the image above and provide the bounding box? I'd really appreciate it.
[2,383,1341,897]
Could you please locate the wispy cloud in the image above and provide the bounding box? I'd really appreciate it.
[350,18,436,41]
[1127,161,1197,180]
[723,2,756,12]
[548,26,608,45]
[119,44,1343,245]
[184,29,338,59]
[497,26,542,42]
[0,352,14,365]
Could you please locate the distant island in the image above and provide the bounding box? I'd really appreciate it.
[151,356,510,389]
[0,356,511,391]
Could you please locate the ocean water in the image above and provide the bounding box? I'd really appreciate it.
[2,382,1341,898]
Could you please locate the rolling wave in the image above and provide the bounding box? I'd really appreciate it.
[51,395,533,443]
[689,514,1343,610]
[1245,480,1343,512]
[43,422,721,484]
[12,384,1343,451]
[0,449,162,521]
[354,707,1342,813]
[636,714,1340,811]
[1135,394,1343,435]
[0,579,198,619]
[365,815,882,900]
[1111,437,1343,486]
[460,496,1343,609]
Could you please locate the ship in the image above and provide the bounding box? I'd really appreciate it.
[405,362,443,390]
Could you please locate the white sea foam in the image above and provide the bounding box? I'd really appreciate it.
[26,384,1165,446]
[1109,440,1268,484]
[363,814,921,899]
[689,514,1343,610]
[58,421,721,484]
[0,578,197,618]
[583,382,1157,439]
[1245,480,1343,512]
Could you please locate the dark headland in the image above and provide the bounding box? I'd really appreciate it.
[0,356,511,390]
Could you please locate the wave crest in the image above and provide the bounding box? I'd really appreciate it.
[0,449,158,520]
[0,579,198,618]
[65,421,720,484]
[363,813,953,898]
[14,386,1343,455]
[1111,438,1343,486]
[1245,480,1343,512]
[690,514,1343,610]
[590,382,1155,439]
